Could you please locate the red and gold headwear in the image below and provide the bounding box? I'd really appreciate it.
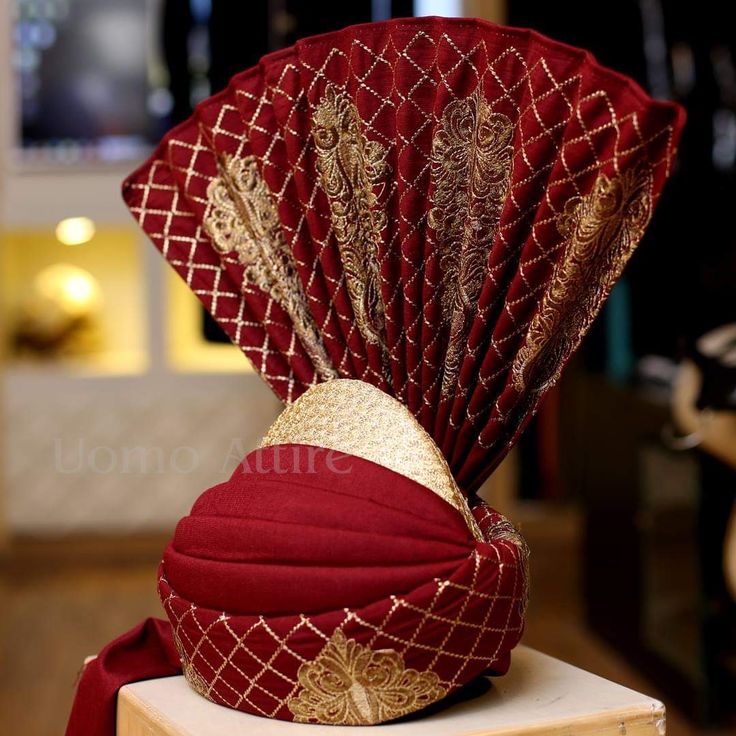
[163,380,527,724]
[66,380,527,732]
[66,15,683,735]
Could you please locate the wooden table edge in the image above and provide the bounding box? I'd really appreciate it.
[117,682,667,736]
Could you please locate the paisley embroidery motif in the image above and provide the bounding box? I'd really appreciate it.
[312,85,390,359]
[288,630,446,725]
[512,165,653,392]
[429,89,514,397]
[204,154,337,382]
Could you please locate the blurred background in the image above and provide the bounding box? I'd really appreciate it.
[0,1,735,734]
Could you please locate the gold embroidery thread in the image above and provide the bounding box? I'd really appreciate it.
[428,89,514,396]
[512,165,653,393]
[173,631,212,701]
[483,514,531,617]
[204,153,337,383]
[312,85,390,358]
[287,630,446,725]
[261,379,482,539]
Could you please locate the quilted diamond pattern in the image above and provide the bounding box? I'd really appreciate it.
[161,500,527,721]
[123,17,683,491]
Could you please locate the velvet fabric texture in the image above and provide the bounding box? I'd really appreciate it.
[67,14,686,734]
[123,15,684,493]
[66,444,527,732]
[160,445,527,722]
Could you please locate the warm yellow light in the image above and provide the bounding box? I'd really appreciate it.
[55,216,96,246]
[34,264,103,317]
[62,273,96,307]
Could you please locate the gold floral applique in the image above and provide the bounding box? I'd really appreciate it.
[428,89,514,397]
[512,165,653,393]
[287,630,446,725]
[312,86,390,362]
[204,153,337,382]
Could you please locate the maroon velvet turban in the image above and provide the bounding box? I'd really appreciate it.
[66,13,684,734]
[66,381,528,732]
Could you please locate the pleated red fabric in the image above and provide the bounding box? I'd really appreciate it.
[158,445,527,723]
[165,448,474,615]
[67,14,686,734]
[123,15,684,492]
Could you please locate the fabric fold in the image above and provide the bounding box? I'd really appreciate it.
[67,11,685,732]
[64,618,180,736]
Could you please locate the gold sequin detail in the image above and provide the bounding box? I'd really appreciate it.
[173,631,212,701]
[312,86,390,356]
[512,165,653,392]
[287,630,446,725]
[204,153,337,382]
[261,379,482,540]
[428,90,514,396]
[483,514,530,617]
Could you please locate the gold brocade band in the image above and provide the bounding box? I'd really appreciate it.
[261,379,483,540]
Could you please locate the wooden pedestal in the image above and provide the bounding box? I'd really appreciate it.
[116,646,666,735]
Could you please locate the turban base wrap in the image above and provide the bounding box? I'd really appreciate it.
[65,380,528,732]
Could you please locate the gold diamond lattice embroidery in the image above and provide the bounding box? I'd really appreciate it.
[124,21,680,482]
[287,630,447,725]
[160,498,527,720]
[173,630,213,701]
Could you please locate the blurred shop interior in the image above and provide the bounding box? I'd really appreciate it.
[0,1,735,734]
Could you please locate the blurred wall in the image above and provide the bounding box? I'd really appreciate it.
[0,4,282,537]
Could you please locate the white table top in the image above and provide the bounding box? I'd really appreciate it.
[117,646,666,736]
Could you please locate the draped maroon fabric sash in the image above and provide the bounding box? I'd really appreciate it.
[65,618,180,736]
[65,444,528,731]
[164,446,474,615]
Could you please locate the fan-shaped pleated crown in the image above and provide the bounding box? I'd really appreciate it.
[123,16,684,492]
